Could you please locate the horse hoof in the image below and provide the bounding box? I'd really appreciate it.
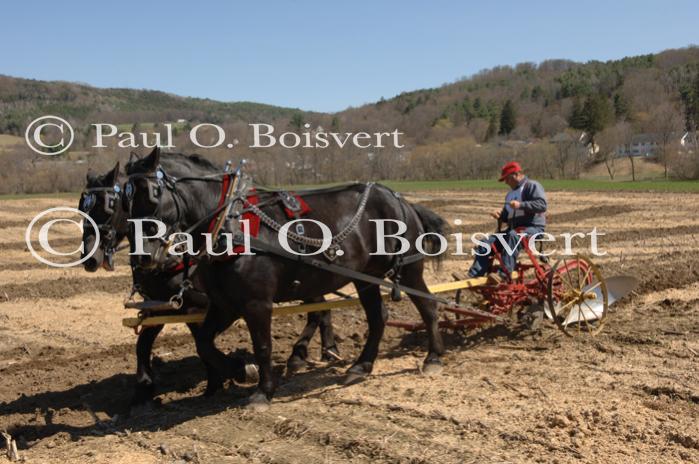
[422,360,443,376]
[246,392,271,411]
[245,363,260,383]
[343,364,371,385]
[286,356,307,374]
[343,372,366,386]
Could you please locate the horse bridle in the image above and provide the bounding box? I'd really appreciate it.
[123,165,200,266]
[80,183,125,262]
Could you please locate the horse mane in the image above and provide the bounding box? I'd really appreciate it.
[183,153,220,170]
[126,151,221,175]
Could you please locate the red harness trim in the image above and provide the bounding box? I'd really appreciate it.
[207,174,232,234]
[167,260,186,273]
[233,191,260,254]
[283,193,311,218]
[201,177,312,259]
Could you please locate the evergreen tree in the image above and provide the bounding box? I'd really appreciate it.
[569,94,612,138]
[582,94,613,136]
[485,113,498,141]
[569,97,586,129]
[499,99,516,135]
[688,73,699,130]
[613,93,630,120]
[531,85,543,102]
[289,113,305,132]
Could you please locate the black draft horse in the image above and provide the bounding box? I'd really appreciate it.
[79,157,339,406]
[125,148,446,409]
[80,163,227,405]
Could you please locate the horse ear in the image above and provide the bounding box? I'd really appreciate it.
[105,161,120,184]
[143,146,161,171]
[86,168,97,183]
[128,151,141,164]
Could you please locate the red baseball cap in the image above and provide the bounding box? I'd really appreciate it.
[499,161,522,181]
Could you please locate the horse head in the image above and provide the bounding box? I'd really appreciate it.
[80,161,126,272]
[124,146,221,270]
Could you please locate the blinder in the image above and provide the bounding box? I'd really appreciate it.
[80,192,96,213]
[122,169,164,213]
[80,183,124,262]
[81,184,122,215]
[105,185,120,214]
[122,166,185,269]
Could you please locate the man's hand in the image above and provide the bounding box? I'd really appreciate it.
[490,209,501,220]
[509,200,521,210]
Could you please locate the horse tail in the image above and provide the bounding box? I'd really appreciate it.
[409,202,447,266]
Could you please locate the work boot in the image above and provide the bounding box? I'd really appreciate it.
[487,272,504,285]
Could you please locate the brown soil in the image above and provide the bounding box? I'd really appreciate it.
[0,190,697,464]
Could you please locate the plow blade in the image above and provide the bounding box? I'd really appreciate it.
[546,275,638,325]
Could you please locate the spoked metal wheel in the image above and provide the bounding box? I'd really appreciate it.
[546,255,608,336]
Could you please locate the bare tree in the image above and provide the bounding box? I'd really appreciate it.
[647,102,683,179]
[597,123,631,180]
[550,129,586,178]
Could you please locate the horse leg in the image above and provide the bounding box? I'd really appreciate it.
[131,325,164,406]
[184,322,226,396]
[194,306,249,396]
[286,298,323,373]
[318,310,341,362]
[240,299,275,410]
[344,283,386,385]
[401,266,445,374]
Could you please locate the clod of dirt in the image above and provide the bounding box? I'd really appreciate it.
[668,432,699,450]
[640,385,699,404]
[546,413,570,428]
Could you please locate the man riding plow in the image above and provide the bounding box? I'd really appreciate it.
[461,161,547,284]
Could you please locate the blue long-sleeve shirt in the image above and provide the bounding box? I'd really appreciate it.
[500,177,547,229]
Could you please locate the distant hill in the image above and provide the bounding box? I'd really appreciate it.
[2,46,698,141]
[1,46,699,194]
[0,75,306,135]
[339,46,699,143]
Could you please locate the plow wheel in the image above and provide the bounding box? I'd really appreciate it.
[546,255,608,336]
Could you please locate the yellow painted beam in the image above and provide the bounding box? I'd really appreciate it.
[123,314,206,328]
[123,275,514,328]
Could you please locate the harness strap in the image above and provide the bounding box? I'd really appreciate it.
[241,235,504,322]
[207,173,233,234]
[244,183,374,261]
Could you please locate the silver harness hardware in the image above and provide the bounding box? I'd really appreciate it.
[243,182,374,261]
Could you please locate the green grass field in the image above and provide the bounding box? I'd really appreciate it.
[382,179,699,192]
[2,178,698,201]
